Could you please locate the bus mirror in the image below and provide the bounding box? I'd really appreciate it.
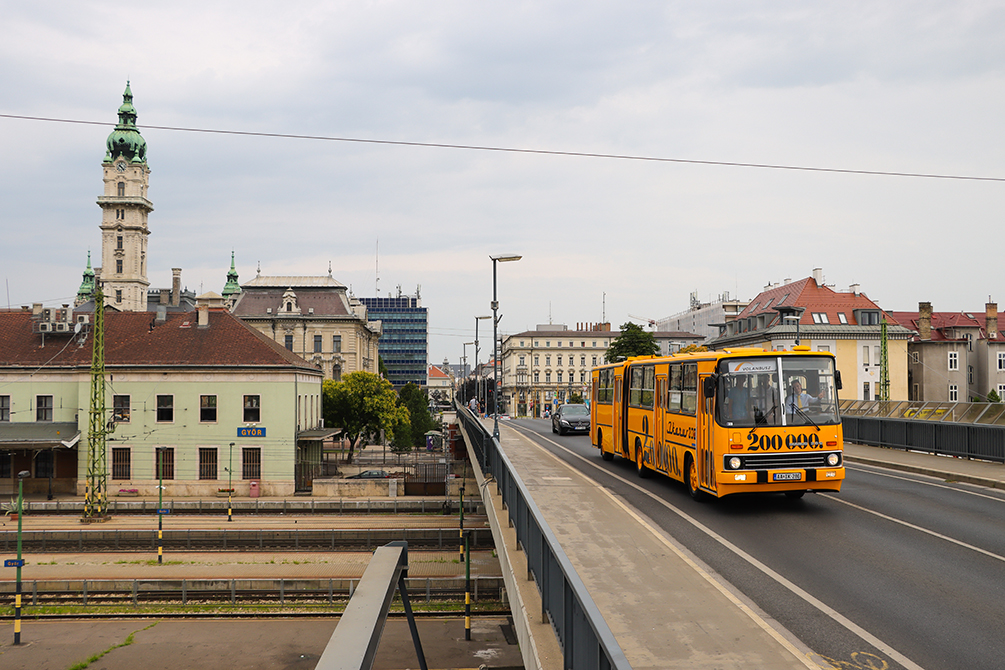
[835,370,843,390]
[702,377,717,398]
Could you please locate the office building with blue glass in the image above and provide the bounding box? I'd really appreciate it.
[359,294,428,388]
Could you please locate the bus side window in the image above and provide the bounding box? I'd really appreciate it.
[669,365,682,413]
[681,364,697,415]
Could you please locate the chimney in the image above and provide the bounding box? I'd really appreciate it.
[32,303,43,316]
[849,283,860,296]
[987,302,998,340]
[919,302,932,340]
[171,268,182,307]
[197,304,210,328]
[160,288,170,305]
[812,268,824,286]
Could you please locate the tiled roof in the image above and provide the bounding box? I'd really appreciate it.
[242,275,346,288]
[231,287,353,317]
[0,310,319,371]
[888,310,1004,342]
[427,365,450,379]
[737,277,887,325]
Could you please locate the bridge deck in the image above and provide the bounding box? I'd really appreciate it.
[486,419,813,670]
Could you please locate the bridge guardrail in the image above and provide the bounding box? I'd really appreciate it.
[457,404,631,670]
[840,399,1005,463]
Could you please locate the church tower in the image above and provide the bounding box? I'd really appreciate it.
[98,82,152,311]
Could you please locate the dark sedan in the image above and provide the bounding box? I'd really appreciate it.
[552,404,591,435]
[346,469,391,479]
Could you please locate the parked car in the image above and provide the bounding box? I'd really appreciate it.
[552,404,590,435]
[346,469,391,479]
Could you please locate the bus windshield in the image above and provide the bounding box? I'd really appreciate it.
[717,356,840,428]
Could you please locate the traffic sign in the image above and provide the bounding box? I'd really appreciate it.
[4,559,25,568]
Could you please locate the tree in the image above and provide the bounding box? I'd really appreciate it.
[378,356,390,379]
[398,383,437,449]
[605,322,659,363]
[676,344,709,354]
[988,389,1002,403]
[569,391,585,404]
[323,372,409,464]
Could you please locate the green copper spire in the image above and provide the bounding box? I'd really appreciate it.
[222,251,242,301]
[76,251,96,306]
[104,81,147,164]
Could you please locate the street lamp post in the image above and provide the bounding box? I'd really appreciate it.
[228,442,235,522]
[462,342,474,405]
[13,470,29,645]
[474,316,491,414]
[490,254,522,438]
[156,447,166,565]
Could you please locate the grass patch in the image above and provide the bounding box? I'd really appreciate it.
[67,621,159,670]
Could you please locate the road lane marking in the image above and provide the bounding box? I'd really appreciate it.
[847,464,1005,503]
[507,422,927,670]
[819,493,1005,564]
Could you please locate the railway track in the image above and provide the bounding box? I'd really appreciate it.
[0,527,492,552]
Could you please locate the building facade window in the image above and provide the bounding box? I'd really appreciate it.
[592,356,597,366]
[200,395,217,422]
[557,355,563,366]
[534,355,539,366]
[115,289,122,303]
[117,182,125,196]
[862,346,870,367]
[113,395,130,422]
[949,384,959,402]
[199,448,218,480]
[155,447,175,480]
[112,447,131,479]
[36,395,53,421]
[863,382,870,401]
[534,372,539,383]
[546,355,551,366]
[998,351,1005,371]
[284,334,294,351]
[998,384,1005,399]
[243,395,261,423]
[557,371,563,383]
[580,356,586,366]
[314,335,323,352]
[117,235,123,248]
[948,351,959,371]
[243,447,262,479]
[156,395,173,422]
[333,335,342,352]
[519,356,525,366]
[545,372,551,383]
[0,395,9,421]
[116,259,123,274]
[35,451,54,479]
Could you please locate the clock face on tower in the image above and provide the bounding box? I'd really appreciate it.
[116,162,126,172]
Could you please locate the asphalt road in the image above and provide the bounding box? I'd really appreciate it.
[508,418,1005,670]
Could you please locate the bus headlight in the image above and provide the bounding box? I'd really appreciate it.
[728,456,742,470]
[826,453,840,466]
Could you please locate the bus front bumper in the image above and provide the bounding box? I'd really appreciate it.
[716,467,845,492]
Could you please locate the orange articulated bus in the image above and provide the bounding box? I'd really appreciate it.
[591,347,845,500]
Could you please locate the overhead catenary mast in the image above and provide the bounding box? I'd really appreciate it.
[83,285,113,521]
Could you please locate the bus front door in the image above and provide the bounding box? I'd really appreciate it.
[697,374,717,494]
[613,371,626,457]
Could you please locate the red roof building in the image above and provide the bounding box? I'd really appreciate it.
[711,269,914,400]
[0,299,326,498]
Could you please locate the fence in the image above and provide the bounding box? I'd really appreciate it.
[840,399,1005,463]
[457,406,630,670]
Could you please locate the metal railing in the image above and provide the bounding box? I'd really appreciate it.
[457,404,630,670]
[840,399,1005,463]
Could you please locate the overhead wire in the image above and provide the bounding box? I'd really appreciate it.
[2,113,1004,183]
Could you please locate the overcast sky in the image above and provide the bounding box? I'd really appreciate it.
[3,1,1004,367]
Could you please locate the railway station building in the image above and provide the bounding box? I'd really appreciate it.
[0,300,326,499]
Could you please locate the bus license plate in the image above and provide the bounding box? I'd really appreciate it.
[773,472,801,481]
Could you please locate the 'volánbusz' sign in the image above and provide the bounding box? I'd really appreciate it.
[237,427,266,438]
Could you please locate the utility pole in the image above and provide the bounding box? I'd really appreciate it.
[84,285,112,522]
[879,318,890,402]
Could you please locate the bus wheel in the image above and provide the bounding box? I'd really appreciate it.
[635,438,650,478]
[686,456,707,502]
[785,490,806,499]
[599,430,614,461]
